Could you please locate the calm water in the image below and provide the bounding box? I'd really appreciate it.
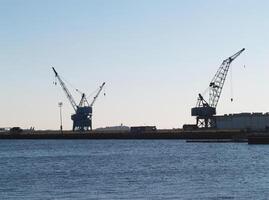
[0,140,269,199]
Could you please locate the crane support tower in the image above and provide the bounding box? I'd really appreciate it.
[52,67,105,131]
[191,48,245,128]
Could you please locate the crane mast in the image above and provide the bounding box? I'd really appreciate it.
[191,48,245,128]
[78,93,89,107]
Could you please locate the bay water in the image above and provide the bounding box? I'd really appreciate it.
[0,140,269,199]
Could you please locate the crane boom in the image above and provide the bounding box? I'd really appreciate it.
[209,48,245,108]
[90,82,105,107]
[52,67,77,111]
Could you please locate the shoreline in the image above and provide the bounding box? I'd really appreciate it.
[0,129,248,140]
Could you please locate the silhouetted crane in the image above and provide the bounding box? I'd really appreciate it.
[191,48,245,128]
[52,67,105,131]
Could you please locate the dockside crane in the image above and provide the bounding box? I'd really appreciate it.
[52,67,105,131]
[191,48,245,128]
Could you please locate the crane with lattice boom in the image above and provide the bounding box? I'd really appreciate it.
[52,67,105,131]
[191,48,245,128]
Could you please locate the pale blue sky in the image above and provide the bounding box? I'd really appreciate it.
[0,0,269,129]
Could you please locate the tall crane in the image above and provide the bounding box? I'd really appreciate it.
[191,48,245,128]
[52,67,105,131]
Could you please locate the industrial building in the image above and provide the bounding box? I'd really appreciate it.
[215,113,269,131]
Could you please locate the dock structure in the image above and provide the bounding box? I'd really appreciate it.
[0,128,248,140]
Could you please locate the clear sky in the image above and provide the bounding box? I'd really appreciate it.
[0,0,269,130]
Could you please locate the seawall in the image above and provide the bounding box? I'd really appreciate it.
[0,129,248,140]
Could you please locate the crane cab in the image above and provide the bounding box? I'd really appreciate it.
[191,106,216,117]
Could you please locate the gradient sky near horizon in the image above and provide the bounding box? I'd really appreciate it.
[1,0,269,130]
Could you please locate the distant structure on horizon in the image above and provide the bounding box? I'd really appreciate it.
[95,126,130,132]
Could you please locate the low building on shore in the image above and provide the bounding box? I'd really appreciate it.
[216,112,269,131]
[130,126,157,133]
[95,125,130,132]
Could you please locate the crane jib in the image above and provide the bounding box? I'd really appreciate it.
[52,67,78,112]
[209,48,245,108]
